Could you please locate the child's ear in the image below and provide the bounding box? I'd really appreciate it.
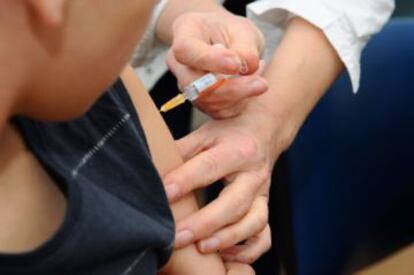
[27,0,66,27]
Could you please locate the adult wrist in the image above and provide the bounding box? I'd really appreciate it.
[241,101,297,162]
[241,17,343,159]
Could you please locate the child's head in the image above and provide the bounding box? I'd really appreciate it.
[0,0,155,121]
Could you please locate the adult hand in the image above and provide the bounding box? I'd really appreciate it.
[163,105,288,263]
[165,15,345,264]
[166,8,268,119]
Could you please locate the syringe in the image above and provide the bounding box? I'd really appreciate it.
[160,73,227,113]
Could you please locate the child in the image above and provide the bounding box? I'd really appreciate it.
[0,0,252,274]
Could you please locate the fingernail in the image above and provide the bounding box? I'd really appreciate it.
[199,237,221,252]
[165,184,180,201]
[175,230,194,247]
[222,57,241,72]
[240,59,249,75]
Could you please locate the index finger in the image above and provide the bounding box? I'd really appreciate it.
[172,36,242,75]
[163,140,250,202]
[172,19,243,74]
[174,172,263,248]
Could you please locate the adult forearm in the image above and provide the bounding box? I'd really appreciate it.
[245,17,344,158]
[156,0,225,44]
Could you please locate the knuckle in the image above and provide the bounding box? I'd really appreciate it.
[236,135,258,159]
[230,196,250,220]
[254,211,268,230]
[172,39,188,59]
[197,219,216,235]
[256,162,273,184]
[256,166,271,184]
[202,151,219,176]
[242,254,257,265]
[248,170,269,191]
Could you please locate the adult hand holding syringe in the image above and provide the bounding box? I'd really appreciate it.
[160,73,228,112]
[164,44,268,119]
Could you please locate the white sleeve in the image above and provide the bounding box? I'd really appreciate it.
[247,0,395,92]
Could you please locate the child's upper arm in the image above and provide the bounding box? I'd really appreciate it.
[120,67,227,275]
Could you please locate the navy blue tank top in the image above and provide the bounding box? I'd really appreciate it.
[3,80,174,275]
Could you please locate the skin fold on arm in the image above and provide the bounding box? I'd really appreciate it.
[121,67,230,275]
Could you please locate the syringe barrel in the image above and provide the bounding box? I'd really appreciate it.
[183,73,222,101]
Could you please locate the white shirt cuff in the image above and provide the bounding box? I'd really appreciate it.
[247,0,362,93]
